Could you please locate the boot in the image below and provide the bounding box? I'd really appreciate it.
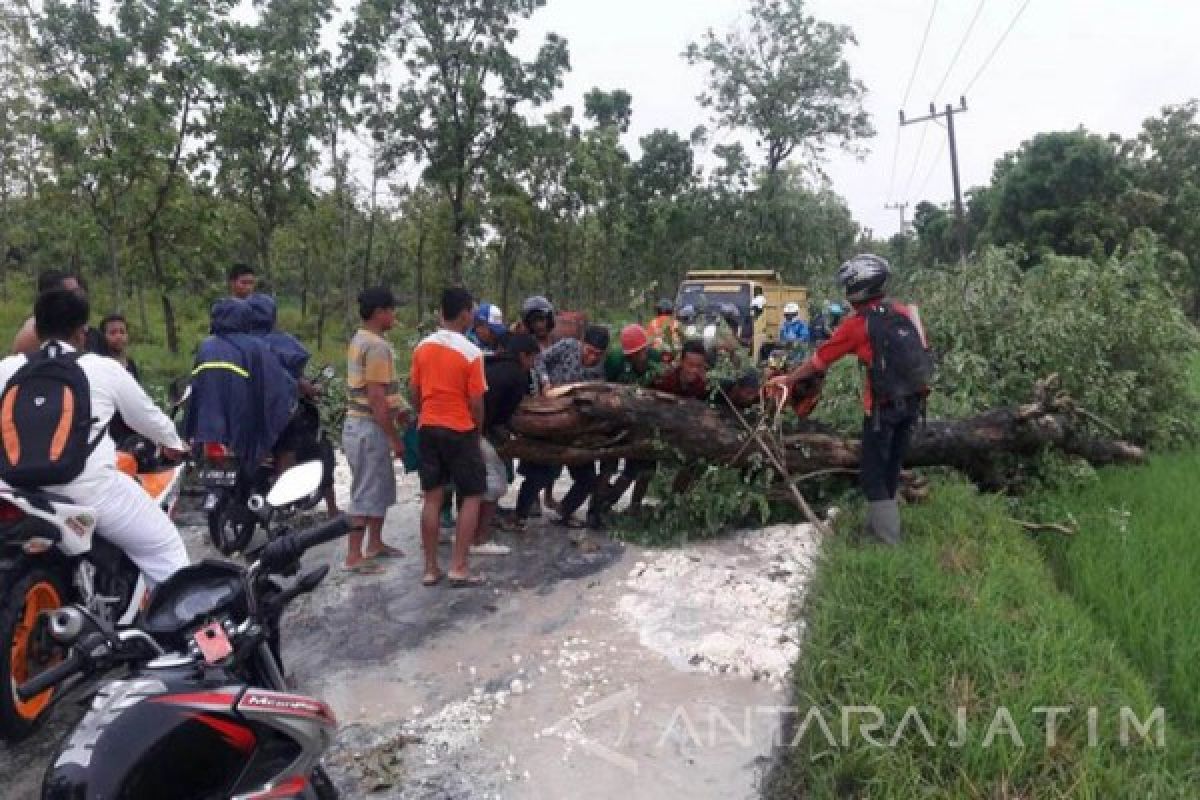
[865,499,902,545]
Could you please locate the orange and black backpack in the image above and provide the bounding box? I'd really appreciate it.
[0,344,105,488]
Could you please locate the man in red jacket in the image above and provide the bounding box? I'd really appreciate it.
[769,254,928,545]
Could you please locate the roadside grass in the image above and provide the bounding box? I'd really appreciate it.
[769,480,1199,799]
[1034,453,1200,737]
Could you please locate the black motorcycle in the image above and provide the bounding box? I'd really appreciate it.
[19,487,349,798]
[192,366,337,557]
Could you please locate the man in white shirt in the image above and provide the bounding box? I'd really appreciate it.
[0,290,189,583]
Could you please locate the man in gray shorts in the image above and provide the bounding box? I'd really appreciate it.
[343,287,410,573]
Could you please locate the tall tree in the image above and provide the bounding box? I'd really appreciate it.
[209,0,331,281]
[362,0,569,284]
[684,0,873,187]
[1130,101,1200,316]
[981,130,1134,265]
[33,0,229,349]
[583,88,632,134]
[0,12,40,291]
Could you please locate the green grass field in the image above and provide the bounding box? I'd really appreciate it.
[770,481,1200,799]
[1035,454,1200,736]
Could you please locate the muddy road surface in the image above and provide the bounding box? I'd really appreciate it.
[2,467,822,799]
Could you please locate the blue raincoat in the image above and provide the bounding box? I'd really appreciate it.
[246,294,311,380]
[183,299,297,467]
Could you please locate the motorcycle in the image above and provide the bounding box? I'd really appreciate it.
[0,437,185,741]
[20,471,349,798]
[195,366,337,557]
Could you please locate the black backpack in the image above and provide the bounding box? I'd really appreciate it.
[0,344,106,488]
[865,301,933,415]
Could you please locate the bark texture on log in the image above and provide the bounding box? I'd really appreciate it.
[496,378,1144,488]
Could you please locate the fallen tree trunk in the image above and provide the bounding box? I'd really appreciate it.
[497,377,1144,489]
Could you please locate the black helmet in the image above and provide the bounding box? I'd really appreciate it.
[521,295,555,331]
[654,297,675,315]
[835,254,891,304]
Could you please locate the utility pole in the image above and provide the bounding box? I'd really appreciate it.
[884,201,909,233]
[901,97,969,263]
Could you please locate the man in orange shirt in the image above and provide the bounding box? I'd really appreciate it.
[410,287,488,588]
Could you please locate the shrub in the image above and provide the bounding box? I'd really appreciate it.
[815,245,1198,448]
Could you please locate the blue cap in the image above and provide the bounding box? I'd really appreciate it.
[475,303,506,336]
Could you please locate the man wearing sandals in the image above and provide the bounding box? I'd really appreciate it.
[411,287,489,588]
[343,287,409,574]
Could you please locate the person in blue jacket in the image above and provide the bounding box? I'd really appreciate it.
[246,294,311,380]
[245,293,339,514]
[780,302,810,345]
[184,298,297,471]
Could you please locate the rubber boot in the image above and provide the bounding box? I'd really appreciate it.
[865,499,902,545]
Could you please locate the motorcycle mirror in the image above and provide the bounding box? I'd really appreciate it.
[166,376,189,406]
[266,460,324,509]
[320,365,336,380]
[48,607,85,645]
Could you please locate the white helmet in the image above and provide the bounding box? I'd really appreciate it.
[783,302,800,316]
[751,295,766,316]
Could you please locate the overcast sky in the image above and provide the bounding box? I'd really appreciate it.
[515,0,1200,238]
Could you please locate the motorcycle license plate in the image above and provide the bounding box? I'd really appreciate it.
[198,469,238,487]
[194,622,233,665]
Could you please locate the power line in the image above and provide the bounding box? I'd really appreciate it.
[901,0,939,108]
[915,137,948,199]
[886,123,902,201]
[962,0,1034,96]
[889,0,939,201]
[902,123,930,199]
[930,0,985,100]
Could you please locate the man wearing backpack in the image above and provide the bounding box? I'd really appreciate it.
[0,289,189,583]
[769,254,931,545]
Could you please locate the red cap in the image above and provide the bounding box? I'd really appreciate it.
[620,324,649,355]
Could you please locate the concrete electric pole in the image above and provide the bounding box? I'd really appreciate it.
[900,97,969,263]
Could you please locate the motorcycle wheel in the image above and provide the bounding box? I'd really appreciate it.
[0,565,68,741]
[311,765,339,799]
[207,499,256,556]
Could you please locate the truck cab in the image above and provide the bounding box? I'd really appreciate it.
[675,270,808,363]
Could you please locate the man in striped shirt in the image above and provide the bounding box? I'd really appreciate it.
[343,287,410,573]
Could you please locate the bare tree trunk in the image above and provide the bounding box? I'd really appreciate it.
[559,221,570,308]
[362,165,379,290]
[447,170,470,286]
[147,230,179,353]
[499,235,517,319]
[316,260,327,352]
[135,279,149,333]
[107,225,121,313]
[257,220,273,286]
[415,221,427,319]
[300,248,310,318]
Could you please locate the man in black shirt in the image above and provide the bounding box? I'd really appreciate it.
[473,334,539,554]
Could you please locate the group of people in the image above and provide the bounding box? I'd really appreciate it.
[337,284,723,587]
[0,250,927,604]
[342,251,927,589]
[2,278,190,585]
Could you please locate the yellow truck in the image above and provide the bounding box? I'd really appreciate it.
[674,269,808,361]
